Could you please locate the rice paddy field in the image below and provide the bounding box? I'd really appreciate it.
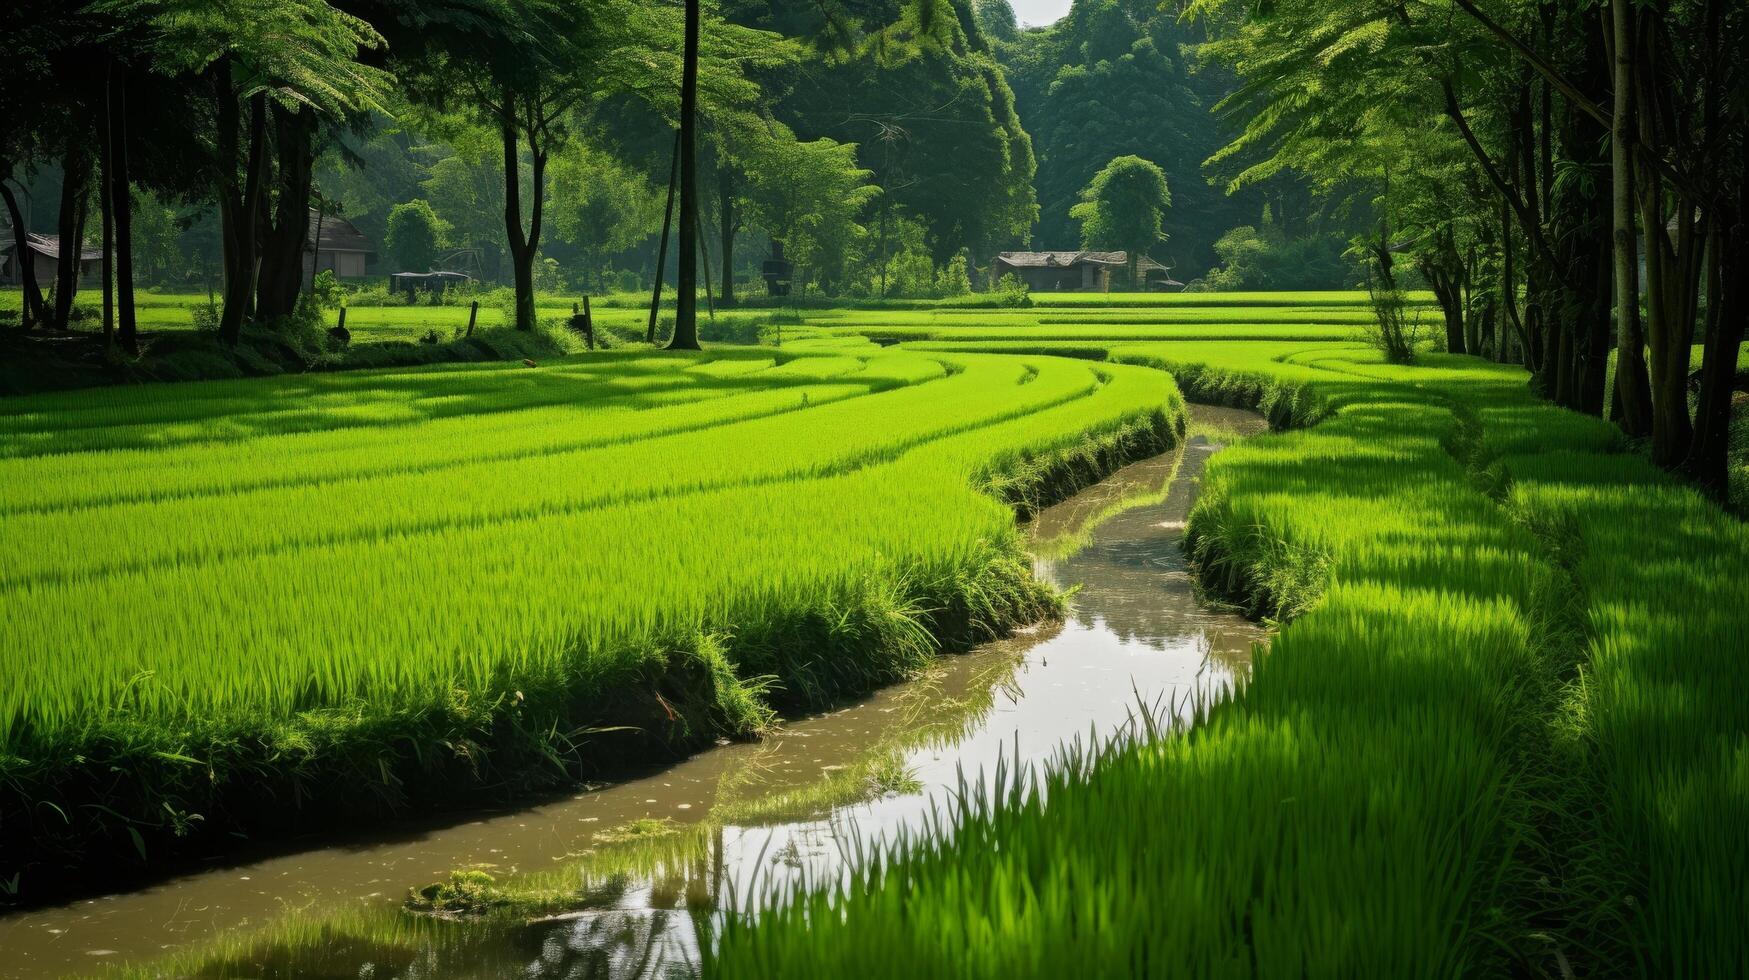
[0,331,1185,892]
[707,305,1749,977]
[3,288,1747,977]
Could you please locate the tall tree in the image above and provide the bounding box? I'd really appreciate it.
[127,0,390,343]
[1070,154,1169,286]
[670,0,702,349]
[384,199,449,272]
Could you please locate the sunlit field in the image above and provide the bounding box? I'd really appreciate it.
[0,334,1184,878]
[706,302,1749,977]
[4,290,1746,979]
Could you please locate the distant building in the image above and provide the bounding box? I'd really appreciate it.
[305,208,374,280]
[0,230,102,286]
[991,250,1185,292]
[1135,255,1185,292]
[390,271,473,296]
[992,250,1128,292]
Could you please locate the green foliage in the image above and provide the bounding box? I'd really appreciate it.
[383,199,449,273]
[546,143,662,291]
[972,0,1019,43]
[116,0,392,120]
[1194,224,1353,291]
[308,270,344,312]
[764,0,1038,264]
[993,0,1258,270]
[742,134,877,287]
[1069,154,1170,283]
[1363,276,1426,364]
[867,218,975,298]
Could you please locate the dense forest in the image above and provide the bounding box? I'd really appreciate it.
[2,0,1742,474]
[2,0,1352,313]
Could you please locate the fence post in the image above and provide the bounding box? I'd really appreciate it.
[466,300,478,338]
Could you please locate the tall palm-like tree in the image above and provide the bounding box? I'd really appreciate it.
[667,0,702,350]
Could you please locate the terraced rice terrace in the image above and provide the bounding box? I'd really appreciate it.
[3,293,1746,979]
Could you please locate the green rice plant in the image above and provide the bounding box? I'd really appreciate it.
[0,340,1184,891]
[710,324,1749,976]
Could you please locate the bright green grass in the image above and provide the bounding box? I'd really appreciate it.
[0,287,693,342]
[834,322,1369,343]
[1026,289,1434,307]
[0,340,1176,757]
[712,330,1749,974]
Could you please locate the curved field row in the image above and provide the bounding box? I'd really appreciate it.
[845,323,1367,343]
[0,358,1105,589]
[0,344,1174,763]
[714,325,1749,975]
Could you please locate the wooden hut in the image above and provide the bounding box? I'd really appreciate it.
[0,231,101,286]
[991,250,1128,292]
[304,208,375,280]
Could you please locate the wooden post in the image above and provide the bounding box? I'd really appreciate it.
[337,307,347,331]
[466,300,478,338]
[582,294,594,351]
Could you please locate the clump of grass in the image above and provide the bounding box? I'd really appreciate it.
[1362,277,1426,364]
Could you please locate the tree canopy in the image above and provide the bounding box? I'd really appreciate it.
[1071,153,1169,281]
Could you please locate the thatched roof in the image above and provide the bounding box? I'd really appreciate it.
[307,208,373,255]
[995,250,1129,269]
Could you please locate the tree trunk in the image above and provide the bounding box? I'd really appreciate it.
[1637,111,1693,464]
[718,165,736,308]
[0,179,42,329]
[110,62,137,355]
[1422,230,1467,355]
[99,70,115,350]
[1562,11,1612,415]
[309,208,324,291]
[1501,199,1532,366]
[1608,0,1652,437]
[52,150,90,331]
[256,105,316,321]
[501,88,546,332]
[1679,173,1745,497]
[219,85,269,345]
[668,0,702,351]
[1573,213,1612,416]
[647,129,680,343]
[1462,243,1481,355]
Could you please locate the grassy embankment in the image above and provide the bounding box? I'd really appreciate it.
[0,340,1185,899]
[712,314,1749,974]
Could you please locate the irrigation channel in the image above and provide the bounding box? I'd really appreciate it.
[2,404,1268,980]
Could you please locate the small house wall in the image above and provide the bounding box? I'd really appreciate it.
[307,249,369,280]
[1006,266,1083,292]
[7,249,100,285]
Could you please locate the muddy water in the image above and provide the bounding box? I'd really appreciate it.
[0,404,1267,980]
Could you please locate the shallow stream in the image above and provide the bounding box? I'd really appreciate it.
[0,404,1268,979]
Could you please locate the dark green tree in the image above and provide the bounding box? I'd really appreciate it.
[383,199,448,272]
[1070,154,1169,285]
